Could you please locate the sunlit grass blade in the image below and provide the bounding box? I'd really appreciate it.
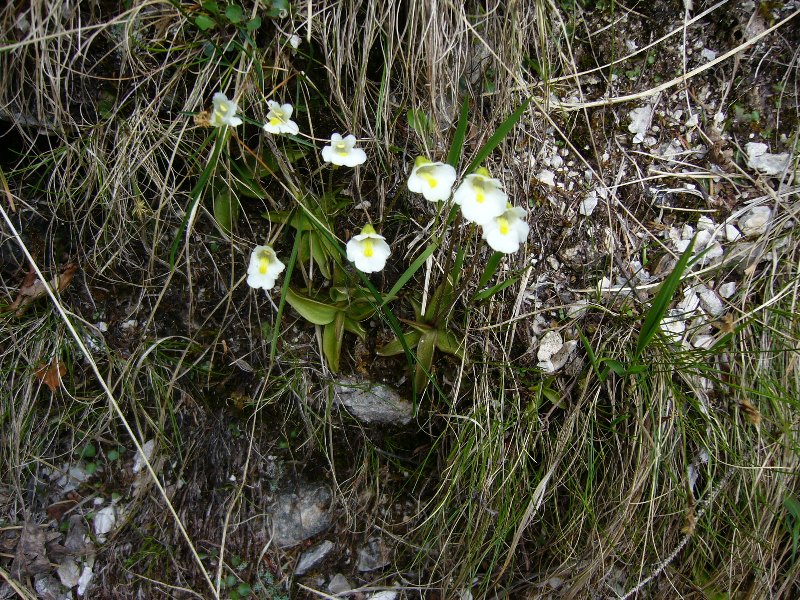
[383,242,437,306]
[447,98,470,168]
[169,129,225,267]
[478,251,504,288]
[270,234,300,363]
[465,98,531,173]
[635,235,696,359]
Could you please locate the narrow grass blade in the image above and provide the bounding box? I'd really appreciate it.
[478,251,504,288]
[472,277,518,302]
[383,242,437,306]
[635,236,696,359]
[270,233,300,363]
[465,98,531,173]
[447,98,470,168]
[170,129,225,267]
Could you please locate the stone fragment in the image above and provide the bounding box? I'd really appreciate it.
[357,537,392,572]
[334,379,413,425]
[328,573,352,595]
[271,482,332,547]
[745,142,791,176]
[738,206,771,237]
[294,540,334,575]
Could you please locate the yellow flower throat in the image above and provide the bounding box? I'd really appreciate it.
[420,172,438,188]
[498,217,510,235]
[258,252,271,274]
[336,141,348,156]
[362,238,374,257]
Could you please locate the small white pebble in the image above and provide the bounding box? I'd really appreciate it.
[718,282,737,298]
[739,206,772,237]
[536,169,556,186]
[697,216,715,231]
[725,224,742,242]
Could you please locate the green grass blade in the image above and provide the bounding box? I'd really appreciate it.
[465,97,531,173]
[170,129,226,267]
[270,231,301,363]
[478,251,504,288]
[383,242,438,306]
[472,277,518,302]
[635,235,696,359]
[447,98,470,168]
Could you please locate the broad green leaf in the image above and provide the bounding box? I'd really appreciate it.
[225,4,244,23]
[601,358,627,377]
[202,1,220,13]
[542,387,561,406]
[285,288,338,325]
[347,297,376,322]
[213,190,239,234]
[424,277,455,323]
[384,243,437,306]
[308,231,332,279]
[635,235,696,359]
[784,496,800,560]
[343,316,367,339]
[194,14,216,30]
[414,330,438,392]
[447,98,470,167]
[246,16,262,30]
[377,330,422,356]
[577,326,601,380]
[435,329,464,359]
[262,209,292,225]
[465,98,531,173]
[322,312,345,373]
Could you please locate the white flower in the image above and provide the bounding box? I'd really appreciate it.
[263,101,299,135]
[210,92,243,127]
[321,133,367,167]
[289,34,301,49]
[346,224,391,273]
[247,245,285,290]
[453,167,507,225]
[482,205,530,254]
[407,157,457,202]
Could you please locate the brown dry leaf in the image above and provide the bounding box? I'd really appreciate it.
[6,262,78,316]
[35,359,67,392]
[10,521,51,578]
